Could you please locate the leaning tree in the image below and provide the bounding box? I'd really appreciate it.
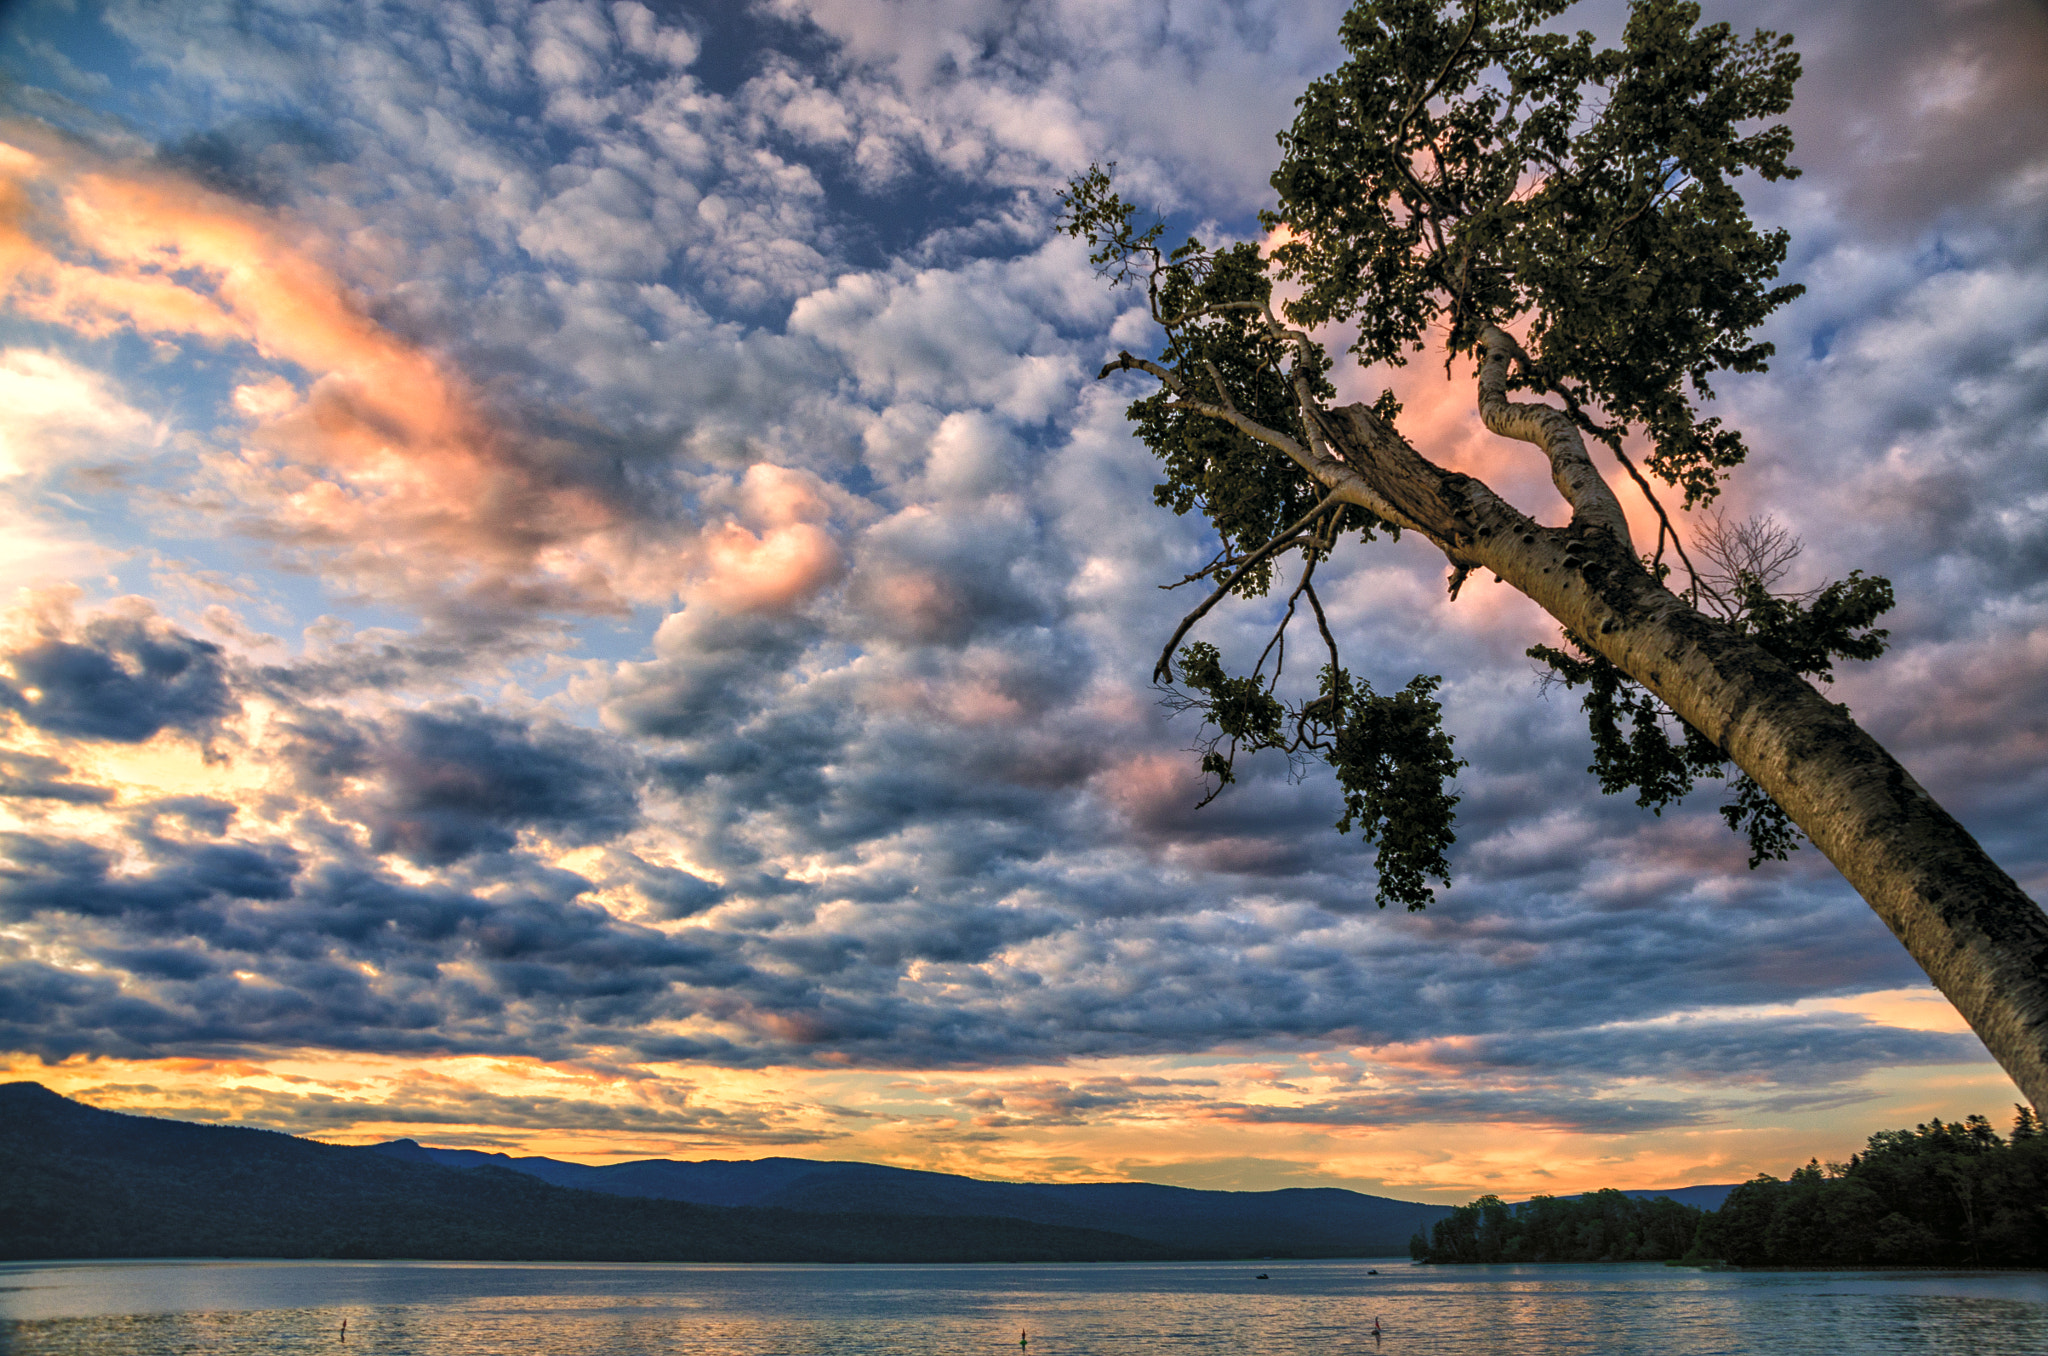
[1061,0,2048,1109]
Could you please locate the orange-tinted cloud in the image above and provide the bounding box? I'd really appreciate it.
[0,127,687,618]
[687,463,844,614]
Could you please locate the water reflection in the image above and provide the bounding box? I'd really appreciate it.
[1,1259,2043,1355]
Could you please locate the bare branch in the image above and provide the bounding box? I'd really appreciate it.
[1695,511,1807,619]
[1253,581,1298,681]
[1161,537,1313,591]
[1158,298,1269,328]
[1153,491,1341,683]
[1602,435,1703,595]
[1303,546,1344,683]
[1256,530,1335,684]
[1200,357,1239,415]
[1700,511,1802,590]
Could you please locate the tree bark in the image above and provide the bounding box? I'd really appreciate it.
[1305,395,2048,1115]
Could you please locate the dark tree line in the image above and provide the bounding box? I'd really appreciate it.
[1414,1108,2048,1267]
[1697,1108,2048,1267]
[1410,1188,1703,1263]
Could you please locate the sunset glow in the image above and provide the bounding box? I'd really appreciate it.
[2,0,2044,1206]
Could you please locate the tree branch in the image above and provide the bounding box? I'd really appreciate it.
[1476,325,1633,545]
[1101,352,1310,462]
[1200,357,1239,415]
[1100,350,1416,532]
[1162,537,1313,591]
[1153,491,1340,683]
[1304,572,1342,685]
[1514,351,1708,601]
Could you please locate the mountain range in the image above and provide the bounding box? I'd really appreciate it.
[366,1140,1738,1221]
[368,1138,1453,1255]
[1,1081,1735,1262]
[0,1082,1178,1263]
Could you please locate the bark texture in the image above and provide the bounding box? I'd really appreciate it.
[1301,394,2048,1114]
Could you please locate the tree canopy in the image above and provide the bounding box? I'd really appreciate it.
[1411,1187,1704,1264]
[1411,1107,2048,1266]
[1270,0,1800,504]
[1060,0,1882,905]
[1694,1108,2048,1267]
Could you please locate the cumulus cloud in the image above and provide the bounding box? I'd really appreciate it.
[0,603,236,745]
[279,701,642,865]
[789,247,1097,422]
[757,0,1353,207]
[0,346,155,478]
[0,0,2037,1185]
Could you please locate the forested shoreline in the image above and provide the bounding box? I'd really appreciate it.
[1412,1109,2048,1268]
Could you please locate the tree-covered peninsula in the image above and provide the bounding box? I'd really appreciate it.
[1410,1189,1705,1264]
[1695,1109,2048,1267]
[1412,1108,2048,1267]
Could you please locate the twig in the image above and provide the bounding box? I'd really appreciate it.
[1153,491,1341,682]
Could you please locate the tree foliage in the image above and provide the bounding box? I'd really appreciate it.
[1171,641,1464,910]
[1270,0,1801,506]
[1691,1108,2048,1267]
[1528,560,1892,865]
[1064,163,1464,912]
[1058,0,1886,906]
[1411,1187,1704,1263]
[1415,1108,2048,1268]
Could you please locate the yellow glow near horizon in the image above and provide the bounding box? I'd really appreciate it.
[3,1032,2020,1206]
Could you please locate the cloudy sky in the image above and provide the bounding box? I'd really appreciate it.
[0,0,2043,1204]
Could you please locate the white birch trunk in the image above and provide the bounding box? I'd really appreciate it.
[1304,380,2048,1114]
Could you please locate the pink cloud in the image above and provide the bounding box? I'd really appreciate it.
[0,128,692,618]
[685,464,845,614]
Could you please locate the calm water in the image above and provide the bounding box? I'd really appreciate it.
[1,1258,2043,1355]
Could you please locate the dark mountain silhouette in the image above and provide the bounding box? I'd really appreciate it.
[0,1082,1184,1263]
[1598,1185,1738,1211]
[1501,1185,1739,1211]
[369,1139,1454,1255]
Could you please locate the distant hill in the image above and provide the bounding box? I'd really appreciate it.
[1510,1184,1738,1211]
[0,1082,1183,1263]
[369,1140,1454,1256]
[1602,1184,1738,1211]
[0,1080,1735,1264]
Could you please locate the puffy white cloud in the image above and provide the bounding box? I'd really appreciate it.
[789,242,1102,422]
[759,0,1353,205]
[0,348,156,478]
[0,0,2040,1181]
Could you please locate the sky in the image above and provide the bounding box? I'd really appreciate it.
[0,0,2043,1206]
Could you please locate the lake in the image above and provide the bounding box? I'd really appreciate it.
[1,1257,2043,1354]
